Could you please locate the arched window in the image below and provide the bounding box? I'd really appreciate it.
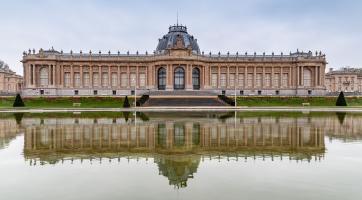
[192,68,200,90]
[303,69,312,87]
[39,67,48,86]
[158,67,166,90]
[174,67,185,90]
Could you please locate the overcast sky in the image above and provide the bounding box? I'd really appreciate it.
[0,0,361,75]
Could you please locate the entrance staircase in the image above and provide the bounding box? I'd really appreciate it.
[140,90,230,107]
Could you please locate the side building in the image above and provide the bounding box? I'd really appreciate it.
[0,64,23,95]
[21,25,327,96]
[325,67,362,94]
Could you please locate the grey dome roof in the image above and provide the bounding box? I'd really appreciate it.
[156,25,200,54]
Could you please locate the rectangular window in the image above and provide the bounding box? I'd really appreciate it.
[238,74,244,87]
[111,73,117,87]
[93,73,99,87]
[247,74,253,88]
[121,73,128,87]
[130,73,136,87]
[64,72,71,87]
[211,73,218,88]
[112,90,116,95]
[220,73,226,87]
[93,90,97,95]
[273,73,280,87]
[102,73,108,87]
[139,73,146,87]
[256,74,262,88]
[282,73,288,87]
[264,73,271,87]
[83,73,90,87]
[74,72,80,88]
[229,73,235,87]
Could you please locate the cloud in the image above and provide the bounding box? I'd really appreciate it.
[0,0,361,75]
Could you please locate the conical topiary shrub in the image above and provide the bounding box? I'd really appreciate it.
[123,96,130,108]
[13,93,25,107]
[336,91,347,106]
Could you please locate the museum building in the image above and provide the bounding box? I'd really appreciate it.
[21,24,327,96]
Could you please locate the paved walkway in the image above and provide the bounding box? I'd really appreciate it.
[2,106,362,113]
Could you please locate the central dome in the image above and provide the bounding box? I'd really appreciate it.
[156,25,200,54]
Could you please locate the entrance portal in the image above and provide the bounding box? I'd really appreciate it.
[192,68,200,90]
[158,67,166,90]
[174,67,185,90]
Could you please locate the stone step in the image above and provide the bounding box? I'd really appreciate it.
[143,97,229,107]
[148,90,218,96]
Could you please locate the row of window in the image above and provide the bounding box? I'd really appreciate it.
[40,89,135,96]
[210,73,292,88]
[62,72,146,88]
[223,89,312,95]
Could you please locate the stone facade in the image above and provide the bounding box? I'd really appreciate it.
[21,25,327,96]
[0,65,23,95]
[325,67,362,93]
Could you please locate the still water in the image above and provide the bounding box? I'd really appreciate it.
[0,111,361,200]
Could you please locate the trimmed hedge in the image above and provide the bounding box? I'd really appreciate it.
[13,94,25,107]
[136,95,149,106]
[218,95,235,106]
[336,92,347,106]
[123,96,131,108]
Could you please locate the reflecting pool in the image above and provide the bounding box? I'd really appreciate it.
[0,111,361,200]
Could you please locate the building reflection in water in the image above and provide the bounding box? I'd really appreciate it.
[2,112,362,188]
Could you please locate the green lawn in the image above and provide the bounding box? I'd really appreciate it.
[235,96,362,106]
[0,96,135,108]
[1,96,362,108]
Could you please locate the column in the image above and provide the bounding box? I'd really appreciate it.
[33,65,36,86]
[289,66,292,87]
[29,64,33,86]
[236,66,239,90]
[300,66,304,86]
[136,66,139,89]
[227,66,230,89]
[71,65,74,88]
[166,64,171,90]
[48,65,51,86]
[296,66,299,87]
[90,66,93,87]
[218,66,221,88]
[117,66,121,88]
[315,66,318,87]
[186,64,192,90]
[53,65,56,86]
[80,66,83,88]
[271,67,274,88]
[280,67,282,88]
[262,66,265,88]
[253,66,256,89]
[321,65,325,86]
[60,65,63,87]
[108,66,111,88]
[244,67,247,88]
